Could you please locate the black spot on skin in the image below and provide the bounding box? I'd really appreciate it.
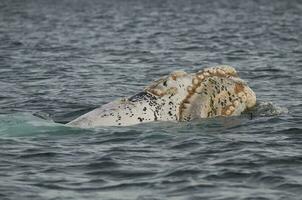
[118,123,121,125]
[169,101,173,105]
[153,112,158,121]
[128,92,157,103]
[184,115,191,121]
[163,80,167,87]
[138,117,144,122]
[143,107,147,111]
[207,111,211,117]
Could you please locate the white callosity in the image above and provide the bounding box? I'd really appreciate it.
[67,65,256,128]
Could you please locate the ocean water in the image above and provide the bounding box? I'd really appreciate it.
[1,0,302,199]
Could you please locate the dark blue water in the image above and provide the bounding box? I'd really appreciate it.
[1,0,302,199]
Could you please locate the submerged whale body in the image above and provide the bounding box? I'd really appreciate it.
[67,65,256,128]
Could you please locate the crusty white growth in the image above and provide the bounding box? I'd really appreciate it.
[67,65,256,128]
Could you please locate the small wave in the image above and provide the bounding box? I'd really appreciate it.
[273,128,302,135]
[164,167,202,177]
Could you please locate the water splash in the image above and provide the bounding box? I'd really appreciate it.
[248,101,288,117]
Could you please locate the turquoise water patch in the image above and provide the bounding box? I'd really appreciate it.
[0,113,81,136]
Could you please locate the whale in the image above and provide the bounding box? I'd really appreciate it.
[67,65,256,128]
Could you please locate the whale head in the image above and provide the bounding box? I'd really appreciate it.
[144,65,256,121]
